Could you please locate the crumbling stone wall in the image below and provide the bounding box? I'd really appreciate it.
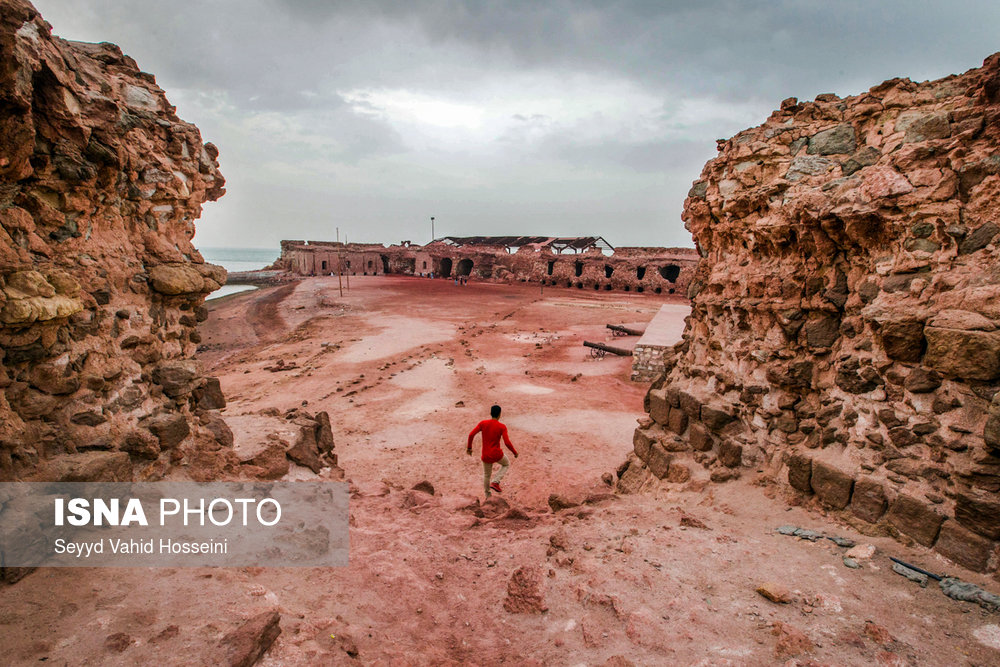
[624,53,1000,573]
[275,240,699,295]
[0,0,233,482]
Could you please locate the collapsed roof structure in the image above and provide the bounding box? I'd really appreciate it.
[437,236,614,254]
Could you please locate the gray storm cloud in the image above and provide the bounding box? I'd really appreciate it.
[30,0,1000,248]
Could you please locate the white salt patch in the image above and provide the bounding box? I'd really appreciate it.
[973,624,1000,649]
[511,384,554,395]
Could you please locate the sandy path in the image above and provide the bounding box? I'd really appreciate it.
[2,276,999,666]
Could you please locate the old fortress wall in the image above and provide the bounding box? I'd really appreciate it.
[622,54,1000,574]
[273,238,700,296]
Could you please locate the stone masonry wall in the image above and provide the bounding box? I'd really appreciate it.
[621,53,1000,574]
[0,0,235,483]
[274,240,699,296]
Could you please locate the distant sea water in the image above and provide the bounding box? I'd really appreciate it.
[197,246,280,300]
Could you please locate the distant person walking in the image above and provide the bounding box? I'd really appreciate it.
[467,404,518,498]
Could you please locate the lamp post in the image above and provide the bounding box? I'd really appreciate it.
[430,216,435,244]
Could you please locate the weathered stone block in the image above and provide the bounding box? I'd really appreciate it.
[717,438,742,468]
[152,361,200,396]
[934,520,994,572]
[701,404,735,431]
[646,442,673,479]
[616,457,649,494]
[954,491,1000,540]
[880,320,926,362]
[958,221,999,255]
[807,124,857,155]
[140,412,190,449]
[633,426,659,462]
[850,477,887,523]
[810,461,854,509]
[805,314,841,348]
[904,368,942,393]
[887,494,945,547]
[648,387,669,425]
[664,387,681,408]
[194,376,226,410]
[148,263,206,295]
[666,406,688,434]
[666,463,691,483]
[218,610,281,667]
[924,327,1000,380]
[123,430,161,460]
[678,390,702,420]
[689,422,714,452]
[787,453,812,492]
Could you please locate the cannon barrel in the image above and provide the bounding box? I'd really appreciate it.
[606,323,644,337]
[583,340,633,357]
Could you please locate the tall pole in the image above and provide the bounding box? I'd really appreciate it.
[430,216,435,244]
[336,227,343,298]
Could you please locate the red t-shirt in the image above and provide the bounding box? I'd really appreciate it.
[467,419,517,463]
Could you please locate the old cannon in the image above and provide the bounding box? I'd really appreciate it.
[606,323,644,337]
[583,340,633,359]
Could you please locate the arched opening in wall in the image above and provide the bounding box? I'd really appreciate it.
[659,264,680,283]
[636,266,646,279]
[654,287,662,294]
[321,260,327,272]
[669,288,675,294]
[440,257,453,277]
[624,285,630,292]
[605,265,614,278]
[604,284,612,291]
[593,283,600,290]
[575,261,583,277]
[576,282,583,289]
[403,258,415,274]
[368,260,373,271]
[457,259,474,276]
[547,261,555,275]
[636,286,644,293]
[422,261,428,269]
[381,255,390,273]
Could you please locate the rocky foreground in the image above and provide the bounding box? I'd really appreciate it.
[626,52,1000,576]
[5,278,998,665]
[0,0,242,492]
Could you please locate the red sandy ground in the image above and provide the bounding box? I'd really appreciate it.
[2,276,999,665]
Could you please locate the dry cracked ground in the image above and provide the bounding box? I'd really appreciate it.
[2,276,1000,665]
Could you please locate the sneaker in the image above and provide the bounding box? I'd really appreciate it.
[490,482,502,493]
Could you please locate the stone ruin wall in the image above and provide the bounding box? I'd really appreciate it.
[274,240,699,296]
[622,53,1000,575]
[0,0,340,492]
[0,0,231,483]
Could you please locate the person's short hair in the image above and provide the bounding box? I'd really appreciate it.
[490,404,501,418]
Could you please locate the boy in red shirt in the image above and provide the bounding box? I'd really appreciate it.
[467,404,518,497]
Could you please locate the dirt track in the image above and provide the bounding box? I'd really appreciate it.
[2,276,999,665]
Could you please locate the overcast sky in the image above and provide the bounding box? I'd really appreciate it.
[30,1,1000,250]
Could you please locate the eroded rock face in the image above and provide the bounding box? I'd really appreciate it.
[0,0,229,481]
[631,53,1000,572]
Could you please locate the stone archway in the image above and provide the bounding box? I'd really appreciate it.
[457,258,474,276]
[439,257,453,277]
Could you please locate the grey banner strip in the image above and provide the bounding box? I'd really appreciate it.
[0,482,348,567]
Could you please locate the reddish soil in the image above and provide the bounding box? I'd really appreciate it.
[2,276,999,665]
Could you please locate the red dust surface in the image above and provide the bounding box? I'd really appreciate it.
[2,276,999,666]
